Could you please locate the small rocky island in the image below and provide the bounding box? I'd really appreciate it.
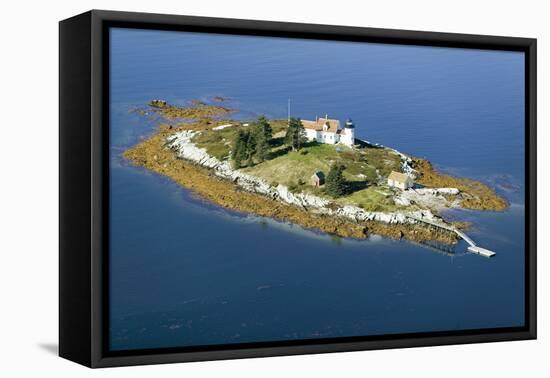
[124,99,507,248]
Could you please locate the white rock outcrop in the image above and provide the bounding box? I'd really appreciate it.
[357,138,417,178]
[395,187,461,210]
[212,123,234,130]
[414,188,459,195]
[166,131,442,226]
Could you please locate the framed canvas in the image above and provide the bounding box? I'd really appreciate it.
[59,10,537,368]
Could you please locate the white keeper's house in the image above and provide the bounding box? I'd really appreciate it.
[302,115,355,147]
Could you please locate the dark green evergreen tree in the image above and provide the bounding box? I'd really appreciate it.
[284,117,306,151]
[325,164,347,198]
[231,130,248,168]
[256,115,272,140]
[243,130,255,166]
[252,116,272,162]
[253,129,269,162]
[233,116,274,168]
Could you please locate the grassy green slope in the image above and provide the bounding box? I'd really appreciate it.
[191,120,409,212]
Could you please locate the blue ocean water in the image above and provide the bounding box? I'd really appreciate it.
[109,28,525,351]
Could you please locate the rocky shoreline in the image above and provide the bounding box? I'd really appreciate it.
[123,126,463,244]
[166,130,440,225]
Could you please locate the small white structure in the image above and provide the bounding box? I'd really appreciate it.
[302,115,355,147]
[212,123,234,131]
[387,171,414,190]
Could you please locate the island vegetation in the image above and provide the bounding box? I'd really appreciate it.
[123,99,508,245]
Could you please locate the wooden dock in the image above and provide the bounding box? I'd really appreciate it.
[467,246,496,258]
[406,215,496,258]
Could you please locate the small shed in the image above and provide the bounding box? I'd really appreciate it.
[387,171,414,190]
[311,171,325,187]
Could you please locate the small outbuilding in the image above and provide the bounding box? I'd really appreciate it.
[311,171,325,187]
[387,171,414,190]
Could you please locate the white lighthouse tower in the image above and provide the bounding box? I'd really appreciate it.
[340,118,355,146]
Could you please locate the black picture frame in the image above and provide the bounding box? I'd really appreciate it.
[59,9,537,368]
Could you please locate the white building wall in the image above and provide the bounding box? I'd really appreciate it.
[388,179,406,190]
[320,131,338,144]
[305,127,355,146]
[340,128,355,146]
[304,129,320,143]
